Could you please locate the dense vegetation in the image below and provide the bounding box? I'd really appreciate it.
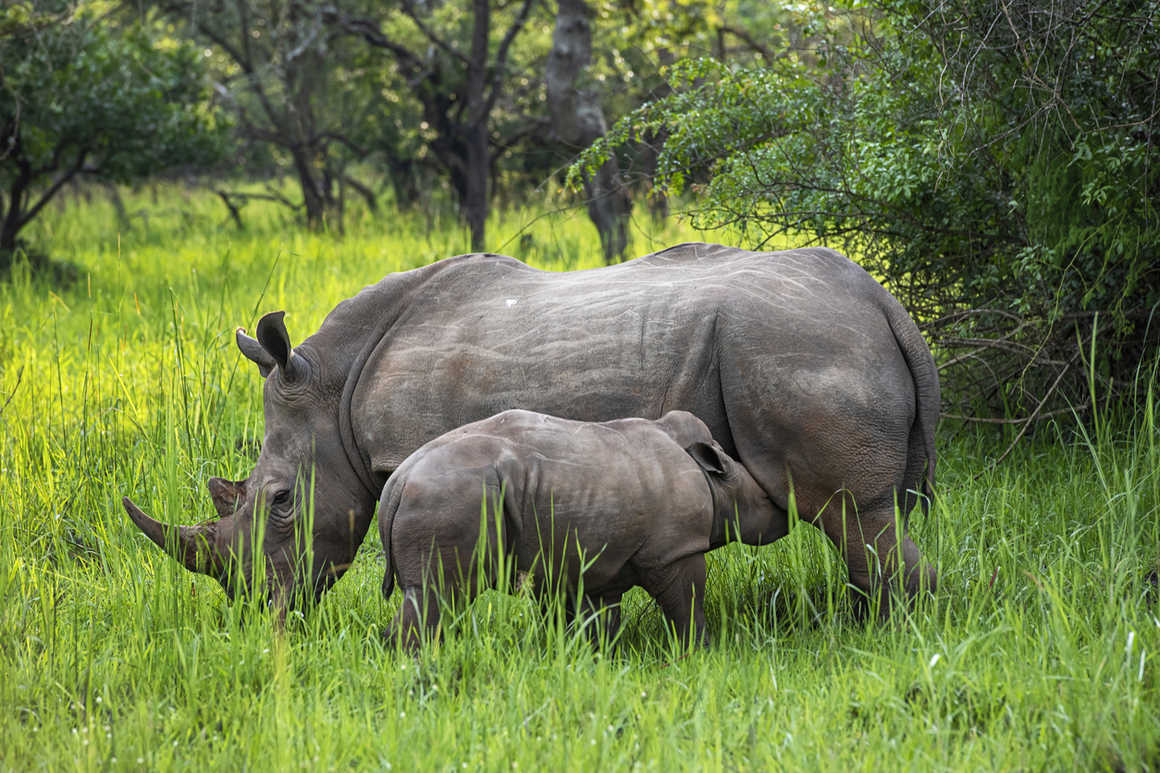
[577,0,1160,421]
[2,0,1158,767]
[1,191,1157,769]
[7,1,1155,421]
[0,2,222,265]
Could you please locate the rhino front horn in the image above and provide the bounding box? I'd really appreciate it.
[122,496,224,576]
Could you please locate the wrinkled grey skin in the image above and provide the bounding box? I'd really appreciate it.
[379,409,781,649]
[124,242,939,613]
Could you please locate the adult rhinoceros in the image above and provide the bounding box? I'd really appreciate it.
[123,242,939,613]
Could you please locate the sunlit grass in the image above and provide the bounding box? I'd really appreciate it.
[1,184,1156,769]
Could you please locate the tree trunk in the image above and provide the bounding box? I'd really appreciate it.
[464,122,489,252]
[290,146,328,229]
[463,0,491,252]
[546,0,632,264]
[1,174,29,264]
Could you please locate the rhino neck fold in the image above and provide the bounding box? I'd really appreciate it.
[339,348,383,501]
[331,315,405,502]
[308,269,428,502]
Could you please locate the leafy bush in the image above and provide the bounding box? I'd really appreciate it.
[576,0,1160,420]
[0,1,225,268]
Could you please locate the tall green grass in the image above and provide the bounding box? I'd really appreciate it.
[1,186,1156,770]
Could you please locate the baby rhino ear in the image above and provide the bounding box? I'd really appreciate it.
[685,441,727,476]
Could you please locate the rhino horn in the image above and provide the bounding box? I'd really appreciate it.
[122,496,225,576]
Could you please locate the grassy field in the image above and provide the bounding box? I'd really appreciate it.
[1,187,1157,770]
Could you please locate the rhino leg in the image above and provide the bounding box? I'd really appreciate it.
[592,594,622,645]
[384,471,512,650]
[571,593,623,648]
[641,553,708,649]
[819,497,937,619]
[385,586,441,652]
[387,542,493,652]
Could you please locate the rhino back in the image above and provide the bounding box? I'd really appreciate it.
[346,244,922,511]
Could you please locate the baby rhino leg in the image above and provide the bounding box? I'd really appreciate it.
[641,554,708,649]
[385,585,441,652]
[384,477,499,651]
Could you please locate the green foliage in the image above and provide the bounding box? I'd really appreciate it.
[0,2,225,260]
[577,1,1160,419]
[1,190,1158,768]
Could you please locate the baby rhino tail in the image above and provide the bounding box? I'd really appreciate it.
[378,471,408,600]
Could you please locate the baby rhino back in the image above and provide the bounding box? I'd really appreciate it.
[489,410,716,588]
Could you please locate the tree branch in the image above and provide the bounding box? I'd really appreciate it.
[341,173,378,211]
[321,8,424,76]
[717,25,776,66]
[484,0,536,117]
[399,0,470,65]
[21,147,88,228]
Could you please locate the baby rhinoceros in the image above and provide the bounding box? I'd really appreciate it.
[378,409,780,650]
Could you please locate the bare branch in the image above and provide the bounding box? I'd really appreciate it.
[399,0,470,66]
[975,347,1082,477]
[485,0,537,116]
[716,25,776,66]
[321,7,424,76]
[21,147,88,228]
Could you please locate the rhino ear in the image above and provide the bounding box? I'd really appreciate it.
[236,328,275,377]
[256,311,293,369]
[686,441,728,476]
[207,477,245,519]
[256,311,308,383]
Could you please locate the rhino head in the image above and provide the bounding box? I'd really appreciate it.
[123,311,378,608]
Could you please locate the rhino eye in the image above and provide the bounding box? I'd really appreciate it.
[270,490,291,509]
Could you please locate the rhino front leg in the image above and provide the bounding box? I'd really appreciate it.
[642,554,708,649]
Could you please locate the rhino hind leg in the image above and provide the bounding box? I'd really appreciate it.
[384,586,441,651]
[569,593,623,648]
[590,594,623,646]
[818,497,937,619]
[640,554,708,649]
[386,545,492,652]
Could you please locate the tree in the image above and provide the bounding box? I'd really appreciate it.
[0,2,222,270]
[577,0,1160,421]
[546,0,821,260]
[546,0,631,264]
[149,0,382,230]
[330,0,538,252]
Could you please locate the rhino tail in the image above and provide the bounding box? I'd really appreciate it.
[379,472,407,601]
[885,300,940,519]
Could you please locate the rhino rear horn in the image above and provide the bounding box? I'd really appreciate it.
[123,496,225,576]
[256,311,308,383]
